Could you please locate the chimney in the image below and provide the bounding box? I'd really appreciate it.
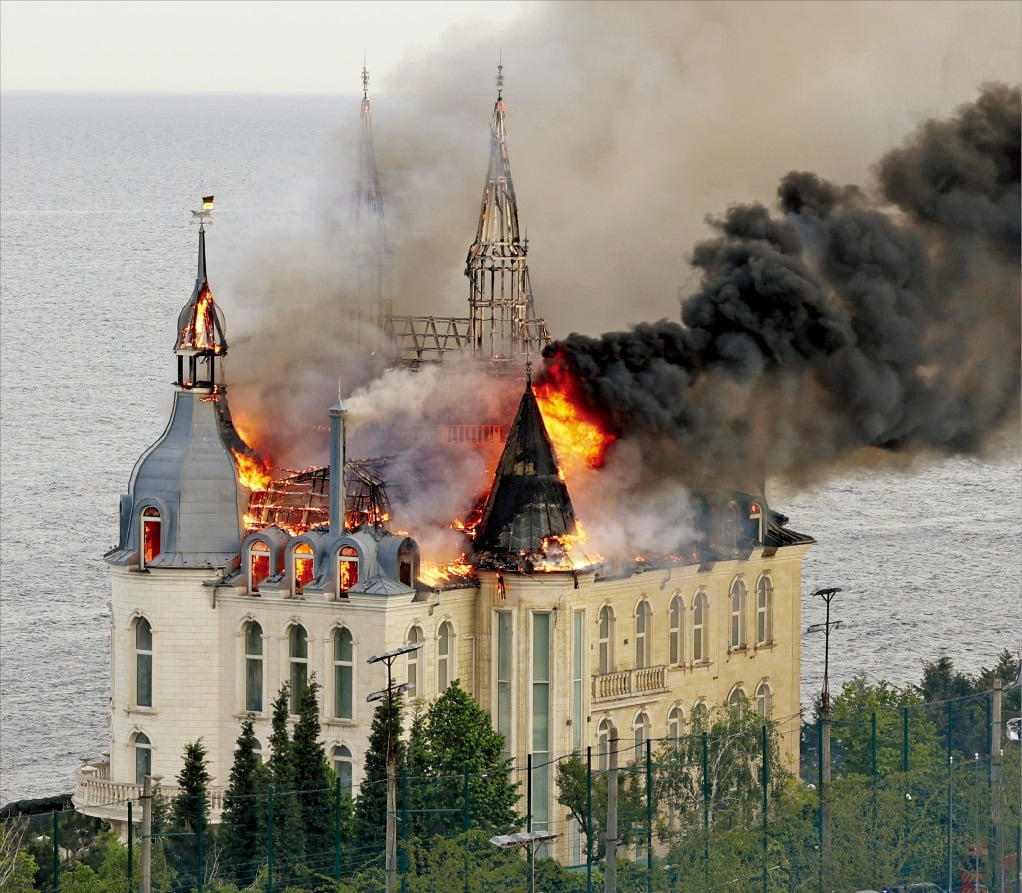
[329,399,347,537]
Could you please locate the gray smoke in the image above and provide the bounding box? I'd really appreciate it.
[541,84,1020,492]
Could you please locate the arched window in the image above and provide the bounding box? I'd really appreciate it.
[597,718,615,771]
[756,575,773,645]
[634,601,651,668]
[398,541,415,587]
[730,579,747,649]
[133,732,151,785]
[669,595,683,665]
[406,627,423,697]
[437,621,454,693]
[141,507,161,567]
[333,745,353,796]
[728,687,748,716]
[252,739,262,762]
[633,711,651,752]
[333,627,354,720]
[756,682,772,719]
[597,606,614,675]
[292,543,315,595]
[244,621,263,712]
[667,705,685,740]
[248,541,270,592]
[337,546,359,597]
[135,617,152,707]
[692,592,708,662]
[691,701,708,730]
[289,625,308,713]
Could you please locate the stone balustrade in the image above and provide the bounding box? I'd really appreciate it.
[73,763,226,825]
[591,664,667,702]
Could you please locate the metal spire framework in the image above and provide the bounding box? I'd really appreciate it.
[465,63,546,360]
[350,63,395,348]
[383,65,550,367]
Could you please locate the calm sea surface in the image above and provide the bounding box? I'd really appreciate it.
[1,95,1019,804]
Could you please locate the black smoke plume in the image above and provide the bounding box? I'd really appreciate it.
[540,84,1021,493]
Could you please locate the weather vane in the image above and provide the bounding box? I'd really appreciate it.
[497,52,503,98]
[191,194,215,226]
[362,53,369,98]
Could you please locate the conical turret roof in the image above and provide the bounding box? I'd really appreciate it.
[175,224,227,355]
[473,378,576,560]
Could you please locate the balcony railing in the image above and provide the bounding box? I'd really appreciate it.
[73,763,226,825]
[592,664,668,702]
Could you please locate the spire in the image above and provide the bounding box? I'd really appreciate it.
[466,64,544,360]
[350,62,395,340]
[175,197,227,389]
[473,379,577,561]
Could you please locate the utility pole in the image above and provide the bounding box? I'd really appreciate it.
[807,586,842,893]
[991,681,1004,893]
[368,642,423,893]
[605,728,618,893]
[140,775,152,893]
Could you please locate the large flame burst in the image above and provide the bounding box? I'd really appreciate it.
[231,418,272,492]
[534,376,616,471]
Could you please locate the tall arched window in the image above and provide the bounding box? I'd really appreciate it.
[730,579,747,649]
[633,711,651,752]
[248,541,270,592]
[333,745,353,796]
[756,575,773,645]
[669,595,683,665]
[292,543,315,595]
[289,625,308,713]
[597,606,614,675]
[133,732,152,784]
[756,682,772,719]
[135,617,152,707]
[244,621,263,712]
[691,701,708,730]
[728,687,748,716]
[437,621,454,693]
[692,592,708,663]
[667,705,685,740]
[141,507,161,567]
[597,718,615,771]
[634,601,651,669]
[406,626,422,697]
[333,627,354,720]
[337,546,359,597]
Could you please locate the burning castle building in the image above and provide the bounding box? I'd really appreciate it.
[74,69,815,861]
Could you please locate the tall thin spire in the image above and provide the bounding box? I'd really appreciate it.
[350,61,395,344]
[466,63,544,361]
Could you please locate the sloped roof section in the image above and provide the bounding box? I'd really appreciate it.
[473,380,576,560]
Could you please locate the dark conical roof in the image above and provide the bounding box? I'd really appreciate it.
[473,380,576,560]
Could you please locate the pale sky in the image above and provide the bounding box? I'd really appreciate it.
[0,0,532,93]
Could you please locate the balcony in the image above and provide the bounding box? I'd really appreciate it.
[73,763,226,826]
[592,664,668,703]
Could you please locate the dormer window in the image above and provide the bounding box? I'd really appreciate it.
[337,546,359,597]
[249,542,270,593]
[141,507,161,568]
[292,543,315,596]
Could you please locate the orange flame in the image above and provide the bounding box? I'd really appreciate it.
[418,556,476,588]
[535,384,615,470]
[232,449,272,492]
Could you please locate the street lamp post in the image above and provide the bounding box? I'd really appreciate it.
[806,586,842,893]
[368,642,423,893]
[490,831,558,893]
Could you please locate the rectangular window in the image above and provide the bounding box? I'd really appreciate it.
[571,610,584,753]
[245,655,262,712]
[496,612,513,760]
[136,654,152,707]
[532,613,551,829]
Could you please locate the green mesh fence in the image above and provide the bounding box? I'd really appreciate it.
[5,693,1019,893]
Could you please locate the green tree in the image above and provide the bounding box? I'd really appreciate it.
[172,738,212,834]
[219,717,270,887]
[267,681,305,882]
[355,692,406,859]
[406,680,520,836]
[292,676,336,874]
[0,820,38,893]
[829,674,942,776]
